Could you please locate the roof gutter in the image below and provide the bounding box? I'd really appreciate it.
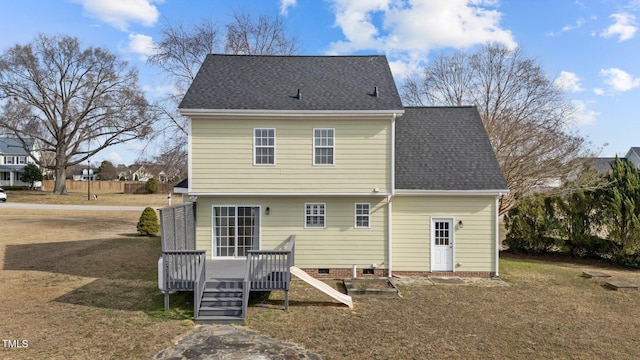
[179,108,405,118]
[395,189,510,196]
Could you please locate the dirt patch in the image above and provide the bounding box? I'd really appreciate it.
[343,278,399,297]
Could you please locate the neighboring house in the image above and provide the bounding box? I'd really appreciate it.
[72,168,98,181]
[624,147,640,168]
[130,165,154,182]
[177,54,508,278]
[583,157,627,174]
[0,137,41,187]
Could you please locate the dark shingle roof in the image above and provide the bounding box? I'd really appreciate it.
[395,107,508,191]
[179,54,404,111]
[0,137,33,155]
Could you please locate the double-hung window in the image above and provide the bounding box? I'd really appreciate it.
[305,203,326,228]
[254,128,275,165]
[313,128,335,165]
[355,203,371,228]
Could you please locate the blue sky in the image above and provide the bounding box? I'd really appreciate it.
[1,0,639,165]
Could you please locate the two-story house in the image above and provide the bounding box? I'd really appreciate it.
[0,137,41,188]
[178,54,508,278]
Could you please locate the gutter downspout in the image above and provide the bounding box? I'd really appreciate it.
[495,194,501,277]
[388,194,393,278]
[388,114,397,278]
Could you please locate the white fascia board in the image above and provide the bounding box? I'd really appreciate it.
[394,189,509,196]
[188,191,391,197]
[178,108,404,119]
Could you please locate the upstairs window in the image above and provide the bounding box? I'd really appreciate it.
[18,156,26,164]
[305,203,326,228]
[254,128,275,165]
[354,203,371,228]
[4,156,14,165]
[313,128,335,165]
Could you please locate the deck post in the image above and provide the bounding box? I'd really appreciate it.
[164,292,169,311]
[284,290,289,311]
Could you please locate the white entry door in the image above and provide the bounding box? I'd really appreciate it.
[431,218,454,272]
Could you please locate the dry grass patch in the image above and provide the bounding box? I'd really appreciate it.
[247,258,640,360]
[3,201,640,359]
[5,190,180,207]
[0,209,192,360]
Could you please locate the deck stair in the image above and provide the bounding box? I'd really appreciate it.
[196,278,245,324]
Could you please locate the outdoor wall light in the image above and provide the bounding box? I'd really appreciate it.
[458,220,464,229]
[266,207,270,215]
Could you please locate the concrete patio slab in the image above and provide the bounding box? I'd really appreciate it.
[605,281,638,291]
[582,271,612,278]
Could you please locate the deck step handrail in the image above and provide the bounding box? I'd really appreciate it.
[194,254,207,318]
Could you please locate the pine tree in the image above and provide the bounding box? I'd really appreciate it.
[603,157,640,261]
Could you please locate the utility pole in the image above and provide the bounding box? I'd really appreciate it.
[87,159,91,200]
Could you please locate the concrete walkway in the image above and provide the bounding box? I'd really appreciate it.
[152,325,323,360]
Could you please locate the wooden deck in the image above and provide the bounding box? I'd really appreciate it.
[205,259,246,280]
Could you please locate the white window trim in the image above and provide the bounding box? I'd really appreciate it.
[354,202,371,229]
[304,202,326,229]
[253,128,276,166]
[312,128,335,166]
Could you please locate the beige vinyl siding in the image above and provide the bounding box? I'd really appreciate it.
[195,196,388,269]
[190,117,391,193]
[392,196,497,273]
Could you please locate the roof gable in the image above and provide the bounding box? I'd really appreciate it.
[179,54,404,112]
[395,107,508,191]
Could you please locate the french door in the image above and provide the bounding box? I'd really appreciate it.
[213,206,260,257]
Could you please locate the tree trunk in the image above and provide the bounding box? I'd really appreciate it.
[53,166,67,194]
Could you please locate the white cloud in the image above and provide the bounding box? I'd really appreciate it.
[562,18,585,32]
[554,71,584,92]
[128,33,157,60]
[326,0,516,73]
[600,68,640,91]
[569,100,598,127]
[142,84,182,98]
[75,0,162,31]
[600,13,637,42]
[593,88,605,95]
[280,0,297,16]
[101,151,123,165]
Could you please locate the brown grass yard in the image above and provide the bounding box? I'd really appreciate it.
[5,190,180,207]
[1,206,640,359]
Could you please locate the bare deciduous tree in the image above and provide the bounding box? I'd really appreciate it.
[0,34,153,194]
[402,43,593,214]
[225,11,300,55]
[148,19,220,95]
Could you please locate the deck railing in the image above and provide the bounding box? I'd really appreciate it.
[244,235,296,311]
[161,250,206,310]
